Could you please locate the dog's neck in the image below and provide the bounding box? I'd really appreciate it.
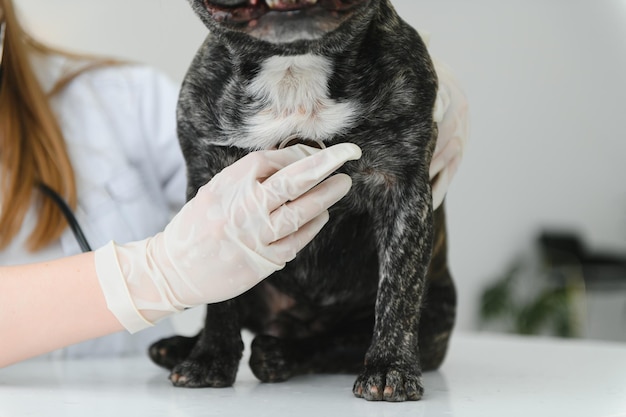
[228,53,359,150]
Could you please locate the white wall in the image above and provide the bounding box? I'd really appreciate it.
[17,0,626,332]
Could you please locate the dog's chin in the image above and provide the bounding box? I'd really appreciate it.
[200,0,368,44]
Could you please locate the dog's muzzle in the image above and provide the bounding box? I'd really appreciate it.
[203,0,365,24]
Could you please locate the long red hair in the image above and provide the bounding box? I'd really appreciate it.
[0,0,113,251]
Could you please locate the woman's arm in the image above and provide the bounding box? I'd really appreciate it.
[0,252,124,368]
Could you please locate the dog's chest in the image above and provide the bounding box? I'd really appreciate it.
[237,54,358,150]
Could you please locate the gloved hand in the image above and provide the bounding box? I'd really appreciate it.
[431,59,470,209]
[94,143,362,333]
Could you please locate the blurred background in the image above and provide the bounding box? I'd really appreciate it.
[17,0,626,342]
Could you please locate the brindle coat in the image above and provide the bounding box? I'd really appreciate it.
[150,0,456,402]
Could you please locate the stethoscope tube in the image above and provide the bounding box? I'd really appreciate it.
[38,183,92,253]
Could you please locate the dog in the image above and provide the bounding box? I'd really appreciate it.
[149,0,457,402]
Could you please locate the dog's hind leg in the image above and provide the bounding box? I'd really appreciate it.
[249,315,374,382]
[419,201,457,371]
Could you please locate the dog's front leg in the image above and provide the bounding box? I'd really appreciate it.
[353,173,434,402]
[169,300,244,387]
[165,145,248,387]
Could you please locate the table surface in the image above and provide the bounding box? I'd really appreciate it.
[1,332,625,417]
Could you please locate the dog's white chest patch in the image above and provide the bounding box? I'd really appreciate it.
[239,54,358,150]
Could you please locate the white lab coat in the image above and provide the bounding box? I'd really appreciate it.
[0,53,188,358]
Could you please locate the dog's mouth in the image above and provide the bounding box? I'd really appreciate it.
[204,0,364,24]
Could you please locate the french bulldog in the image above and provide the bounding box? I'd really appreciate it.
[150,0,457,402]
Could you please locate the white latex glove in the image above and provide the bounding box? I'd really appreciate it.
[94,143,362,333]
[431,59,470,209]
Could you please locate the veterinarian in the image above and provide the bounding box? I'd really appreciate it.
[0,0,468,368]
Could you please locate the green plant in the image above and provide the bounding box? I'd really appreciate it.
[479,262,581,338]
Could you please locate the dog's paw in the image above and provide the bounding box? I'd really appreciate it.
[249,335,295,383]
[169,356,239,388]
[148,335,198,370]
[352,365,424,402]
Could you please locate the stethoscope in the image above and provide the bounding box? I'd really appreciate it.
[38,183,92,253]
[1,22,91,253]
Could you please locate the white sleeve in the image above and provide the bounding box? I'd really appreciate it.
[134,67,187,215]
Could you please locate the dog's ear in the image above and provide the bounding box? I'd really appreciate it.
[186,0,216,30]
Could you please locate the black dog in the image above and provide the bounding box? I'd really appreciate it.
[150,0,456,402]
